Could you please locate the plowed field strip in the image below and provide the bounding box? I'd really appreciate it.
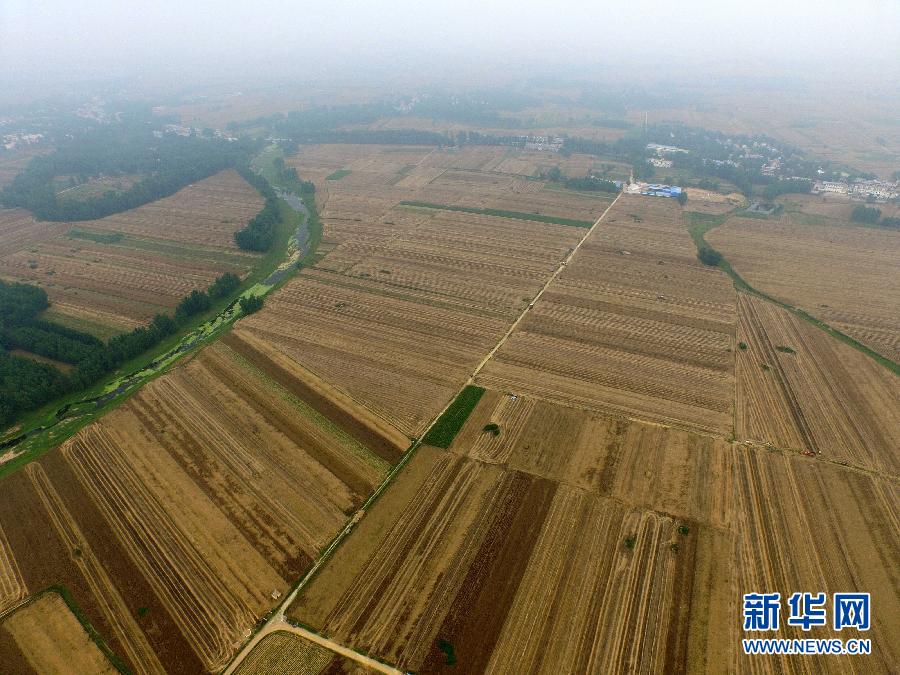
[26,464,165,675]
[0,524,27,615]
[222,331,406,462]
[418,472,557,673]
[64,431,258,671]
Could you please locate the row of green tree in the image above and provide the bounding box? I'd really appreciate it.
[1,126,257,221]
[234,164,280,251]
[0,272,243,428]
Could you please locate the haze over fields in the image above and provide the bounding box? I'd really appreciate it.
[0,1,897,674]
[3,0,899,87]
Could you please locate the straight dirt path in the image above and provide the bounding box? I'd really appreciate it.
[221,192,622,674]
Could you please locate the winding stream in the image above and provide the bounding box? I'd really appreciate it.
[0,174,311,462]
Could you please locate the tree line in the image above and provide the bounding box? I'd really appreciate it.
[0,272,242,429]
[1,126,257,221]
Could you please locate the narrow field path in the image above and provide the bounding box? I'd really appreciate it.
[223,619,402,675]
[221,192,622,674]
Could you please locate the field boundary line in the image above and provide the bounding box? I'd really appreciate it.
[221,191,622,675]
[684,210,900,376]
[468,191,622,379]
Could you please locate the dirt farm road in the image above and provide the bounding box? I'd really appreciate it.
[221,192,622,674]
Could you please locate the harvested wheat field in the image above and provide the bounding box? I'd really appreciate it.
[235,176,588,436]
[415,169,612,223]
[735,294,899,473]
[288,383,898,673]
[0,592,117,675]
[240,149,610,440]
[707,213,900,362]
[731,448,899,674]
[287,398,735,674]
[234,631,375,675]
[478,194,737,434]
[0,337,393,672]
[0,170,262,335]
[288,144,614,249]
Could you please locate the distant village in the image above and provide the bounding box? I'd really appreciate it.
[812,179,899,202]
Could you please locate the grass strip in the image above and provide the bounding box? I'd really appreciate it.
[400,201,593,228]
[421,385,485,448]
[326,169,351,181]
[67,228,124,244]
[684,212,900,375]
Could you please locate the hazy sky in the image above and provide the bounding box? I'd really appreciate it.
[2,0,899,90]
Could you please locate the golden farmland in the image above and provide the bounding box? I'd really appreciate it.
[0,170,262,336]
[1,142,896,673]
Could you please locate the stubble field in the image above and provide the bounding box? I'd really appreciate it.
[707,208,900,362]
[0,170,262,336]
[288,386,898,674]
[0,592,117,674]
[0,336,394,672]
[735,294,899,472]
[478,195,737,434]
[247,144,601,436]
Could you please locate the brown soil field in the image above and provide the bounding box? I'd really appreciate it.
[735,294,899,472]
[707,213,900,362]
[478,195,737,434]
[287,399,731,674]
[234,631,375,675]
[684,189,746,215]
[0,170,262,335]
[289,387,899,674]
[0,592,117,674]
[0,337,392,672]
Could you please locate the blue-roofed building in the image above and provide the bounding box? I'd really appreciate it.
[638,184,683,198]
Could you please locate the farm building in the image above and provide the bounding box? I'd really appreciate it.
[626,182,684,198]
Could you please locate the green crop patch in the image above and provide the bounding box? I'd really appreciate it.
[422,385,486,448]
[326,169,351,181]
[67,228,124,244]
[400,201,594,227]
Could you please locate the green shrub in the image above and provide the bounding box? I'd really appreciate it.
[239,294,264,314]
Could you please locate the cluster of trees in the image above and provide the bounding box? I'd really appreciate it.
[1,126,256,221]
[851,205,900,228]
[561,136,656,181]
[0,272,244,428]
[234,165,279,251]
[238,294,264,314]
[563,175,620,193]
[698,247,723,266]
[851,205,881,224]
